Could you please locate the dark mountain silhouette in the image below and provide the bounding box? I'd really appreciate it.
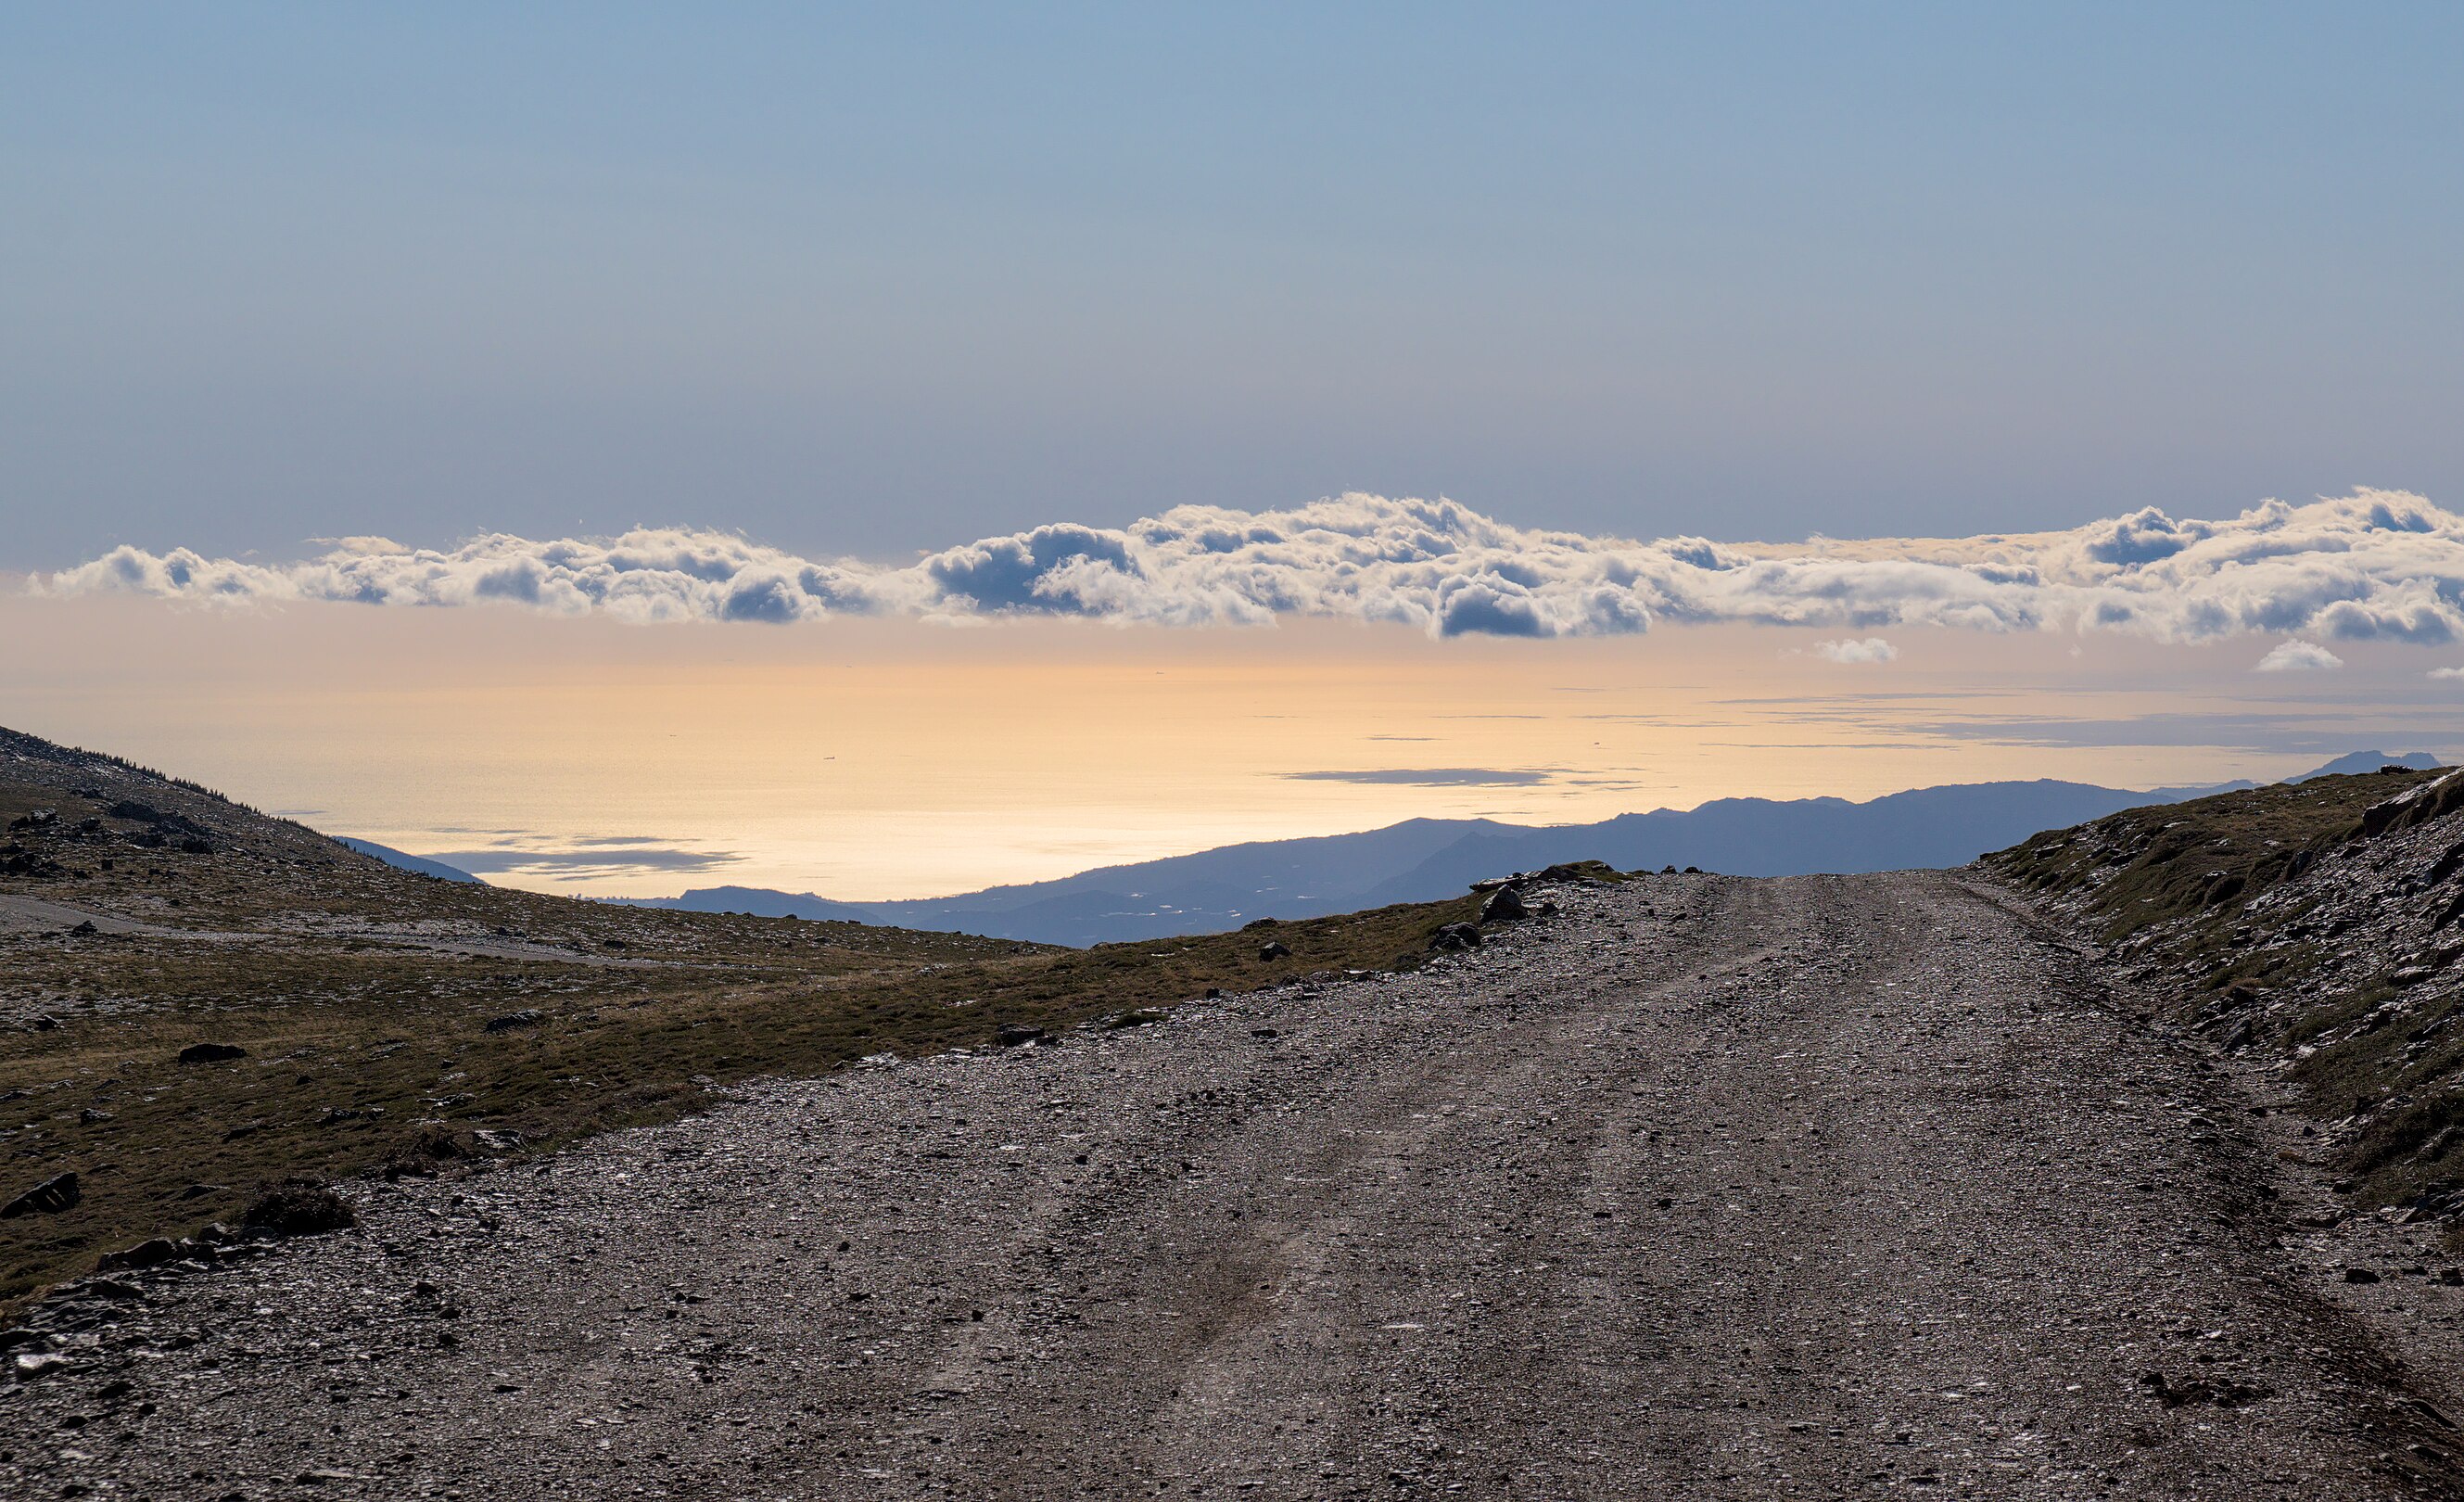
[609,757,2435,945]
[335,838,483,885]
[2285,750,2441,783]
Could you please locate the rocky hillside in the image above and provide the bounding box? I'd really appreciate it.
[1988,762,2464,1228]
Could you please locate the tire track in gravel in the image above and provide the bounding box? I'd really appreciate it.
[887,878,1768,1493]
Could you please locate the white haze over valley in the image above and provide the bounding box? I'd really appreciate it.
[44,490,2464,656]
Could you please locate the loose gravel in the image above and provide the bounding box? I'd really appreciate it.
[6,871,2462,1499]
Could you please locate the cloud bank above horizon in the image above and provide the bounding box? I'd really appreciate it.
[37,490,2464,648]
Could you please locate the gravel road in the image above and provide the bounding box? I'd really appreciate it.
[0,895,194,938]
[0,891,690,972]
[7,871,2462,1499]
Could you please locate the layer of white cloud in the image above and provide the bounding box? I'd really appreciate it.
[39,489,2464,644]
[2254,640,2344,672]
[1815,636,1899,664]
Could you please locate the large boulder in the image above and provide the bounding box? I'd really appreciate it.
[0,1172,79,1219]
[1429,923,1482,953]
[2362,770,2464,838]
[95,1237,179,1272]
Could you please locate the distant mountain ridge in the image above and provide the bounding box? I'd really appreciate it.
[612,753,2444,946]
[2287,750,2441,783]
[334,837,482,885]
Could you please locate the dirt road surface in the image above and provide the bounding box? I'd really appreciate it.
[7,872,2461,1498]
[0,890,689,968]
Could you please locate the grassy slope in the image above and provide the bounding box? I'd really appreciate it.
[1988,770,2418,944]
[1987,765,2464,1221]
[0,729,1488,1310]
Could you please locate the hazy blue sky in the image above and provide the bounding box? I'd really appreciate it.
[6,3,2461,566]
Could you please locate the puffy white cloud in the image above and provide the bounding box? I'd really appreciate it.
[1815,637,1899,664]
[39,488,2464,645]
[42,530,897,625]
[2254,640,2344,672]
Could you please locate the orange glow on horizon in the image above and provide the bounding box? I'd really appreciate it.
[3,592,2447,899]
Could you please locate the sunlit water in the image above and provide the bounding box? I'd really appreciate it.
[4,593,2435,900]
